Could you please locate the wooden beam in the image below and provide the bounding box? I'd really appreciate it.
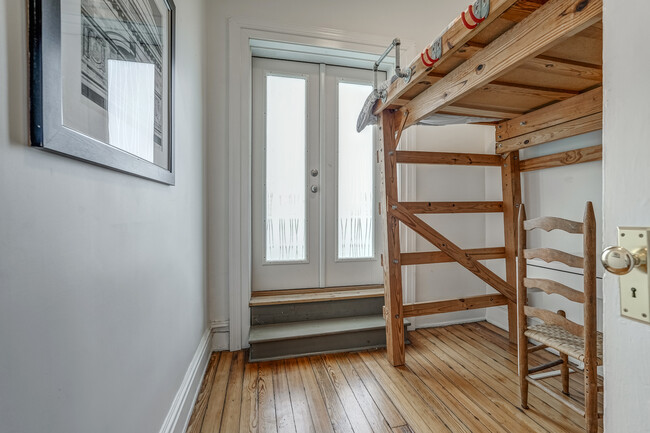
[497,112,602,153]
[402,0,603,128]
[519,144,602,171]
[373,0,521,115]
[401,247,506,265]
[396,151,502,166]
[460,41,602,83]
[496,86,602,141]
[379,111,405,367]
[524,55,602,81]
[440,105,523,119]
[389,201,515,301]
[501,151,522,344]
[403,294,508,317]
[400,201,504,214]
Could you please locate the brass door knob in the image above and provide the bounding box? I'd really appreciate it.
[601,246,647,275]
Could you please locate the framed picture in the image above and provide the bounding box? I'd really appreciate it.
[28,0,176,185]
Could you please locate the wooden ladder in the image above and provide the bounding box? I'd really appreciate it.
[379,109,520,366]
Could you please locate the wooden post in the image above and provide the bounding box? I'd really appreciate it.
[379,110,405,366]
[501,151,521,344]
[517,204,528,409]
[582,202,598,432]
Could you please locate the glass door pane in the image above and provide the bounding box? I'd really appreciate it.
[337,82,374,259]
[265,75,307,262]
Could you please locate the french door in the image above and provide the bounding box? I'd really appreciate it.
[251,57,383,291]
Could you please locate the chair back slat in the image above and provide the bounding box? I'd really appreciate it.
[523,278,585,303]
[524,216,584,234]
[524,306,585,337]
[523,248,584,269]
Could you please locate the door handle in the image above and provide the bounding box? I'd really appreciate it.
[601,246,647,275]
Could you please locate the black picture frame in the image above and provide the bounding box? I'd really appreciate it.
[28,0,176,185]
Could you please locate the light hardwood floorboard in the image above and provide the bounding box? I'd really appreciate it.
[189,322,603,433]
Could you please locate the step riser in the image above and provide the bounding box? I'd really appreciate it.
[251,297,383,325]
[249,325,408,362]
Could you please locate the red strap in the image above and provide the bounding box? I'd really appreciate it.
[468,4,485,23]
[424,47,436,63]
[421,51,434,67]
[461,10,477,29]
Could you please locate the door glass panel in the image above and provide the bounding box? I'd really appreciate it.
[265,75,307,262]
[337,82,374,259]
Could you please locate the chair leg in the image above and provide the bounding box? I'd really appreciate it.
[584,360,598,432]
[561,353,570,395]
[518,334,529,409]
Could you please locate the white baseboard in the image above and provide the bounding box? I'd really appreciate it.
[485,305,509,331]
[158,328,212,433]
[211,319,230,351]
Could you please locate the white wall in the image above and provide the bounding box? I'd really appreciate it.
[205,0,486,341]
[0,0,208,432]
[409,124,495,327]
[485,132,604,333]
[602,1,650,430]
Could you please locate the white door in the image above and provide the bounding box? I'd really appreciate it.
[251,58,383,291]
[602,1,650,430]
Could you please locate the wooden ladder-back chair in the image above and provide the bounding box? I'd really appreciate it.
[517,202,602,432]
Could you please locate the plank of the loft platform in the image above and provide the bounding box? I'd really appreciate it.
[402,0,602,128]
[372,0,522,115]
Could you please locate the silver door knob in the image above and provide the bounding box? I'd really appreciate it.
[601,246,647,275]
[310,185,318,193]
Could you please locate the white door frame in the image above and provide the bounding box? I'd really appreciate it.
[227,17,416,350]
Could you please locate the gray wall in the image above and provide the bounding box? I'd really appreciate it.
[0,0,208,432]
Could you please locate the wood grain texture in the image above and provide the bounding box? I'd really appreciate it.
[519,145,602,172]
[497,112,602,153]
[189,323,603,433]
[402,0,603,128]
[501,151,521,343]
[395,151,502,166]
[496,86,602,141]
[186,353,220,433]
[524,306,585,336]
[249,286,383,306]
[221,351,246,433]
[389,200,515,301]
[582,201,599,433]
[524,248,584,268]
[524,278,585,303]
[399,201,503,214]
[403,294,508,317]
[373,0,521,114]
[524,216,584,233]
[201,351,233,433]
[400,247,506,266]
[379,111,405,366]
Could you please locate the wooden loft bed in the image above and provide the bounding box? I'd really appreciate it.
[375,0,603,366]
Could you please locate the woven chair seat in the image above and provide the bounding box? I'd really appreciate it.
[525,324,603,366]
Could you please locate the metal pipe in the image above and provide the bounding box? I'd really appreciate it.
[373,38,410,100]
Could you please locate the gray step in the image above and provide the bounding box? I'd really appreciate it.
[251,296,384,325]
[248,315,410,362]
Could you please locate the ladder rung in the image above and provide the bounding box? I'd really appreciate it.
[395,151,502,166]
[401,247,506,265]
[400,201,503,214]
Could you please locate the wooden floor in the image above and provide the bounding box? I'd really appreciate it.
[186,322,603,433]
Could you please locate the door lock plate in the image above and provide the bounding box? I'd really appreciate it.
[617,227,650,323]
